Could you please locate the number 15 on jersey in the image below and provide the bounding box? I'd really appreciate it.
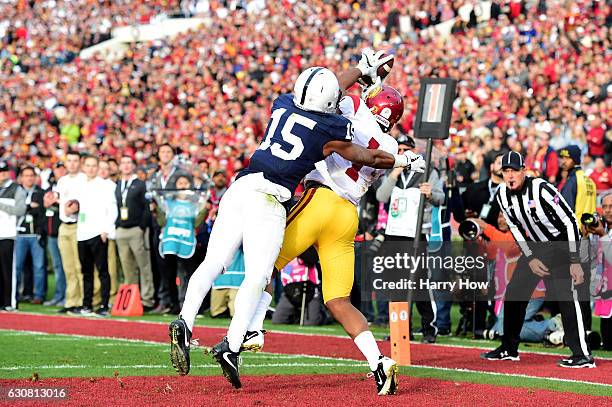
[259,108,313,161]
[259,108,353,161]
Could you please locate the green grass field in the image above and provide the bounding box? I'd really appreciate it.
[15,301,612,359]
[0,331,366,379]
[4,274,611,402]
[0,330,610,397]
[30,273,612,355]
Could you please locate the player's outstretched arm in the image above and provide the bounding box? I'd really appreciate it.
[337,49,393,91]
[337,68,362,91]
[324,140,401,169]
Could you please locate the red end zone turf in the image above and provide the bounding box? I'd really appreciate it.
[0,313,610,386]
[0,375,610,407]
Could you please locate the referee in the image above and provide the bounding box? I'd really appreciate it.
[481,151,595,368]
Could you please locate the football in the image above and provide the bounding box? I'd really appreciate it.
[357,53,394,87]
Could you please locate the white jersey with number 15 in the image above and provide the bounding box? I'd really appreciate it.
[305,94,398,206]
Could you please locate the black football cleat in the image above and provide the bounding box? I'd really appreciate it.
[211,337,242,389]
[480,345,520,361]
[558,355,596,368]
[369,356,398,395]
[169,317,192,375]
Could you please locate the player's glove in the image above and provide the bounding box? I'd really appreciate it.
[392,151,425,171]
[356,48,393,81]
[403,150,426,173]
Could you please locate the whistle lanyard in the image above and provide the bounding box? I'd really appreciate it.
[400,171,415,189]
[488,180,499,203]
[120,176,136,206]
[160,167,175,189]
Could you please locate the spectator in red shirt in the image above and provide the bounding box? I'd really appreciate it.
[587,117,606,159]
[589,158,612,192]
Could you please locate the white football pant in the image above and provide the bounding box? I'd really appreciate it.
[180,173,286,342]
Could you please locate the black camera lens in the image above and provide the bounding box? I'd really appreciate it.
[581,212,599,227]
[459,219,481,241]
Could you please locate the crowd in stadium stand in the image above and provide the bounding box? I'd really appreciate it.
[0,1,610,347]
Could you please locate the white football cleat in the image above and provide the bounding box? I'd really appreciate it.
[240,330,266,352]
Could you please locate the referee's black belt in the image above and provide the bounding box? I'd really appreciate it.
[304,181,331,191]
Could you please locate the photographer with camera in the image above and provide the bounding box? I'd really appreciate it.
[453,153,505,336]
[581,192,612,350]
[558,145,597,331]
[155,174,209,309]
[558,145,597,228]
[354,183,388,326]
[376,136,444,343]
[460,153,504,225]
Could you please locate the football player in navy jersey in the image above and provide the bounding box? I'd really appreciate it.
[169,50,425,387]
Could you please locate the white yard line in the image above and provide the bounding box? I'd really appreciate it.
[0,362,365,371]
[2,325,611,362]
[2,361,611,389]
[0,365,88,370]
[9,311,351,338]
[2,328,610,388]
[0,329,163,346]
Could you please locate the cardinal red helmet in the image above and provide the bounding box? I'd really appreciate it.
[364,85,404,133]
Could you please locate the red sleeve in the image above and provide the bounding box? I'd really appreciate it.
[482,225,520,257]
[483,224,510,242]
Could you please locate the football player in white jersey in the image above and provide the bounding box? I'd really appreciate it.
[168,50,425,390]
[245,84,414,395]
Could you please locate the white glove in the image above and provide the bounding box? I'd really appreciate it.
[405,150,426,173]
[356,48,394,80]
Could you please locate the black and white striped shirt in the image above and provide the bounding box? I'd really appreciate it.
[496,177,580,262]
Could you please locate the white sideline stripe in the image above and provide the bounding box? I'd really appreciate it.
[9,328,610,362]
[0,330,353,361]
[0,362,366,371]
[1,365,87,370]
[13,311,352,338]
[10,328,611,363]
[0,330,359,364]
[0,329,163,346]
[261,352,361,362]
[2,329,610,387]
[0,330,355,362]
[413,365,612,388]
[3,322,612,361]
